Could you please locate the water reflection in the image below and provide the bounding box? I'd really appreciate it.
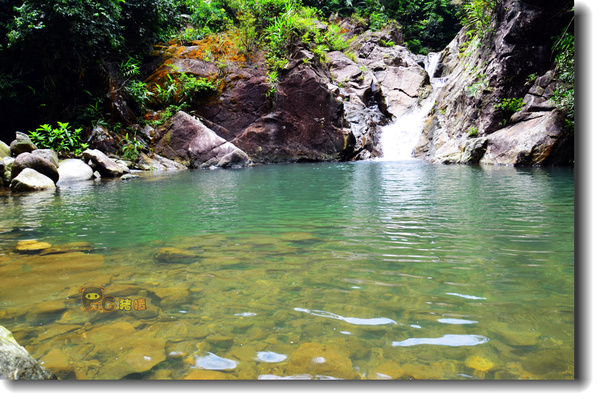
[392,334,489,347]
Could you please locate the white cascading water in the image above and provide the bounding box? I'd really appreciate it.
[378,52,447,161]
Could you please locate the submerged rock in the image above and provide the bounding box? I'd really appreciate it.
[10,168,56,192]
[15,239,52,253]
[154,247,200,264]
[82,321,167,379]
[0,325,57,380]
[286,343,359,380]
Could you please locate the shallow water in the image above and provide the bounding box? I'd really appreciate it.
[0,160,575,380]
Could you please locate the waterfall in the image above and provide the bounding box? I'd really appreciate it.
[379,52,447,161]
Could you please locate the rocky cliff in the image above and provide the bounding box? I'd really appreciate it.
[412,0,574,166]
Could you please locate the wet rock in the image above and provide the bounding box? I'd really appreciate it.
[10,168,56,192]
[57,159,94,184]
[82,149,124,177]
[9,132,37,156]
[0,325,57,380]
[286,343,359,380]
[0,140,10,158]
[11,152,60,183]
[155,111,250,169]
[120,173,139,181]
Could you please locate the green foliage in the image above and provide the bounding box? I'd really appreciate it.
[28,122,89,156]
[302,0,462,54]
[551,19,574,132]
[494,97,525,114]
[125,80,155,109]
[119,130,145,161]
[460,0,498,52]
[0,0,182,133]
[184,0,232,39]
[467,127,479,137]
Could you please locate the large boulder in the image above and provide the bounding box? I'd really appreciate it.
[57,159,95,184]
[0,325,56,380]
[480,109,572,166]
[82,149,124,177]
[9,132,37,156]
[11,152,60,183]
[155,111,250,168]
[10,168,56,192]
[32,149,59,168]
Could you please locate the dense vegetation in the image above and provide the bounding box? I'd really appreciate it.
[551,7,575,132]
[0,0,574,153]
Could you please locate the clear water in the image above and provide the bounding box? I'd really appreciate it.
[0,160,575,380]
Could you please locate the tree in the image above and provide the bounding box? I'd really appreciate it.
[0,0,181,140]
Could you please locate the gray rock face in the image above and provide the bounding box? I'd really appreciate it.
[82,149,124,177]
[10,168,56,192]
[480,109,569,166]
[57,158,95,184]
[11,152,60,183]
[155,111,250,168]
[0,140,10,158]
[0,325,56,380]
[9,132,37,156]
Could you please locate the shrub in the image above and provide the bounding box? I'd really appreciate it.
[28,122,89,157]
[551,26,574,131]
